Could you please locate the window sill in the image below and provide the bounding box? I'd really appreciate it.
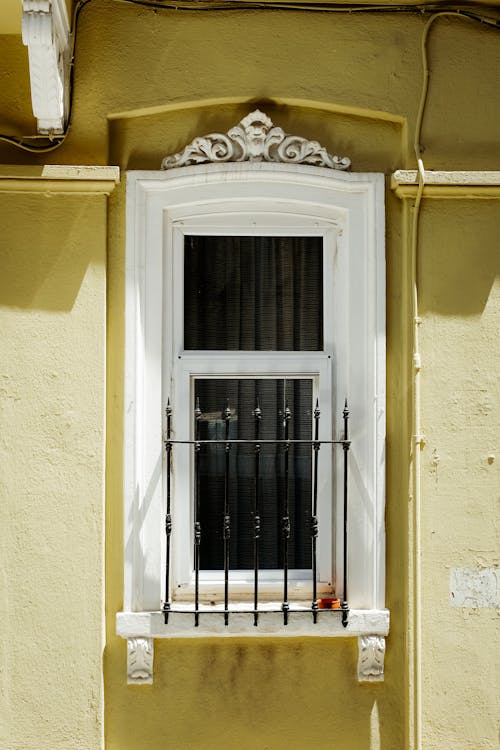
[116,608,389,684]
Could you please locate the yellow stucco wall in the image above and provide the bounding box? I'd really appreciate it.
[0,2,499,749]
[0,190,107,750]
[417,199,499,749]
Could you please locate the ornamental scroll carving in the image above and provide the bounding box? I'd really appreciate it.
[161,110,351,171]
[127,637,153,685]
[358,635,386,682]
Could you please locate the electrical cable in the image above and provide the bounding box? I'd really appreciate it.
[1,0,499,153]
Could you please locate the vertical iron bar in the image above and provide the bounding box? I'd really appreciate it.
[253,400,262,626]
[163,400,172,624]
[342,399,349,627]
[194,398,202,627]
[311,399,320,623]
[282,401,291,625]
[223,400,231,626]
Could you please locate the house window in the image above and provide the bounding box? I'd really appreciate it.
[120,113,387,645]
[170,227,335,608]
[184,233,325,580]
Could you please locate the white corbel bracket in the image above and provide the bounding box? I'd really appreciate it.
[127,637,154,685]
[358,635,386,682]
[22,0,71,134]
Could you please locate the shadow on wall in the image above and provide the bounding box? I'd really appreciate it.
[107,98,405,174]
[104,636,403,750]
[418,200,500,316]
[0,193,105,311]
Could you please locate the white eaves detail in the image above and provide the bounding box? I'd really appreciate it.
[22,0,71,134]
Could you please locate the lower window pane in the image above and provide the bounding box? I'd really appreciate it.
[195,378,313,570]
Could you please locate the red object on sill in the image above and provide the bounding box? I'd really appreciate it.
[317,597,341,609]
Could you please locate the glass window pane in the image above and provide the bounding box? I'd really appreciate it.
[184,236,323,350]
[195,378,313,571]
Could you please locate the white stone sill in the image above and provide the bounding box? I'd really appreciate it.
[117,608,389,639]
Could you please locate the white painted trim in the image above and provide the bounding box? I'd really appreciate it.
[124,162,386,620]
[357,634,386,682]
[127,637,153,685]
[118,608,389,638]
[22,0,71,133]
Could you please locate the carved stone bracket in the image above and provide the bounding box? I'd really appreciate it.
[161,110,351,171]
[358,635,386,682]
[127,637,154,685]
[22,0,71,134]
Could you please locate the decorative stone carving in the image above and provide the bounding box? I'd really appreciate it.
[161,110,351,171]
[358,635,386,682]
[127,637,153,685]
[22,0,71,134]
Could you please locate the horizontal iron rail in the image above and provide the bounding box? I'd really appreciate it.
[165,438,350,445]
[163,400,351,628]
[159,607,349,615]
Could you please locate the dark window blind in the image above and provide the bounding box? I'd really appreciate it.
[184,235,323,351]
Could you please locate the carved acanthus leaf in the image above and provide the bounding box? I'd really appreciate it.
[161,110,350,171]
[358,635,386,682]
[127,637,154,685]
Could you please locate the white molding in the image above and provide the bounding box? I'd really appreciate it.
[118,609,389,638]
[162,110,351,171]
[127,637,153,685]
[22,0,71,134]
[124,163,386,616]
[357,635,386,682]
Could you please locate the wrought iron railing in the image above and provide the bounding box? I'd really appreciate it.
[162,399,351,627]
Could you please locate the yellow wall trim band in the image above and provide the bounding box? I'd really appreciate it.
[391,170,500,199]
[0,164,120,193]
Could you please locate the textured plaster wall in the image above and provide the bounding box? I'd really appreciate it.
[417,200,499,750]
[0,193,107,750]
[0,1,499,749]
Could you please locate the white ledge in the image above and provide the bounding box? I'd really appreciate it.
[117,608,389,639]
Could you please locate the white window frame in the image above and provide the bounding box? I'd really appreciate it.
[121,162,386,635]
[171,218,334,597]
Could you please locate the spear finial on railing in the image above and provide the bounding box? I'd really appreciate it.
[342,397,350,627]
[163,398,173,624]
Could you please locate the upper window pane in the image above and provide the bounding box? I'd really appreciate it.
[184,235,323,350]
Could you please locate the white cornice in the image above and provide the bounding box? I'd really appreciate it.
[22,0,71,134]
